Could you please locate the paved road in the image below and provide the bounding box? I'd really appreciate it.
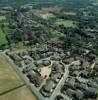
[50,63,70,100]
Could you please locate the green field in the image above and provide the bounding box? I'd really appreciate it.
[0,27,8,45]
[40,13,55,19]
[0,16,6,21]
[63,12,76,15]
[0,16,8,45]
[96,0,98,3]
[0,53,24,94]
[55,19,77,28]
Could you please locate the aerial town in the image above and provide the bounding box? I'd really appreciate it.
[0,0,98,100]
[2,44,97,100]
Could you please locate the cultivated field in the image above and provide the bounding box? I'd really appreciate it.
[0,53,24,94]
[0,86,37,100]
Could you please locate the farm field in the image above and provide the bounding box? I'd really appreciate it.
[0,86,37,100]
[0,53,24,94]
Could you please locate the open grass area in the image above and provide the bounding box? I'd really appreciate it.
[11,42,31,53]
[0,53,24,94]
[55,19,77,28]
[92,0,98,5]
[0,86,37,100]
[0,27,8,45]
[0,16,6,21]
[0,16,8,45]
[96,0,98,3]
[50,31,65,44]
[0,10,8,14]
[40,13,55,19]
[63,12,76,15]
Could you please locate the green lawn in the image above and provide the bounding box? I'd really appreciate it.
[0,16,6,21]
[55,19,77,28]
[63,12,76,15]
[50,31,65,44]
[96,0,98,3]
[40,13,55,20]
[0,27,8,45]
